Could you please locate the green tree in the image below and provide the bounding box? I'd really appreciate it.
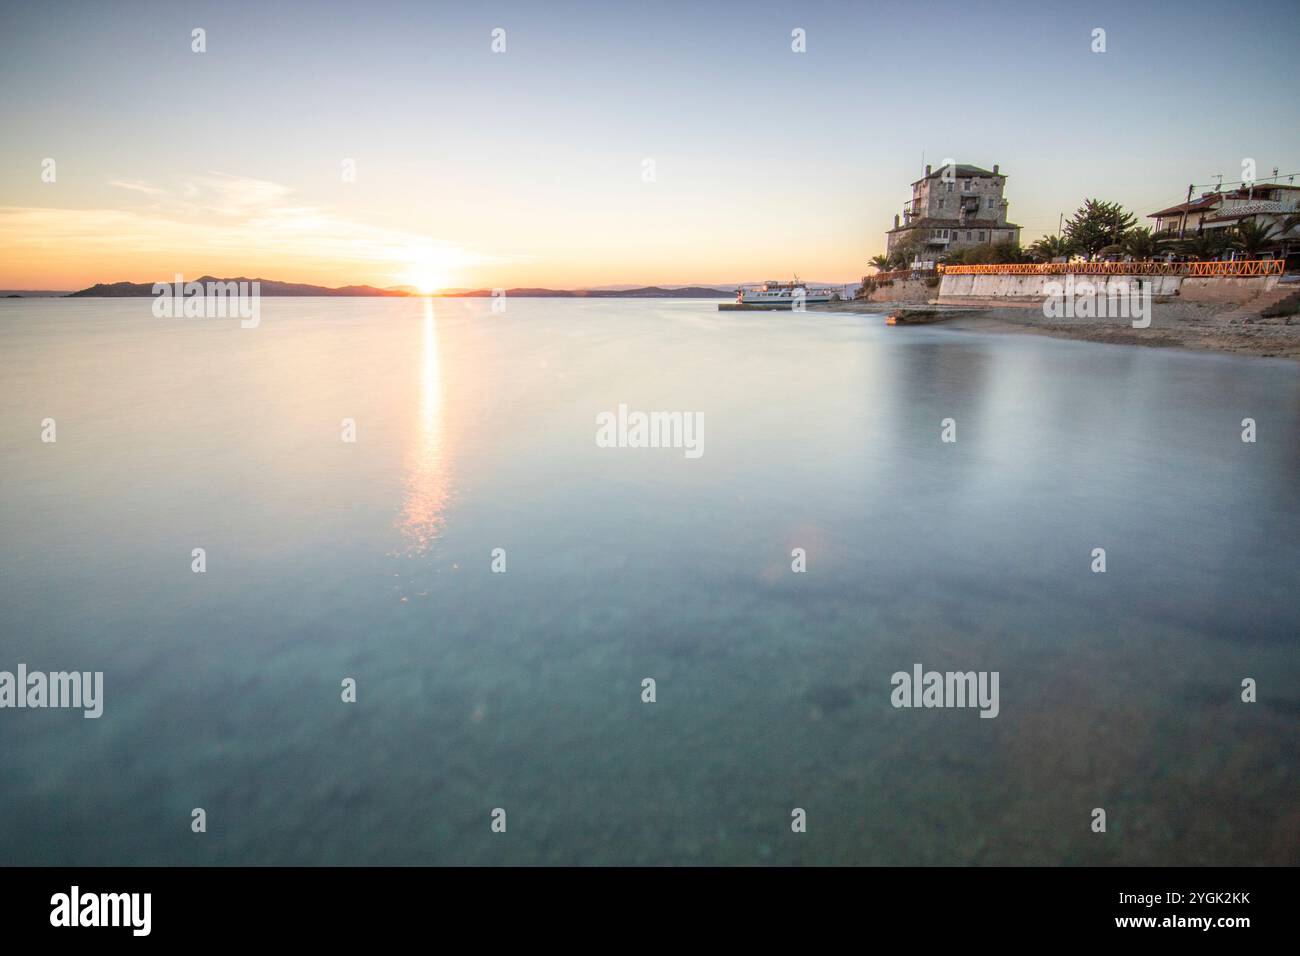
[868,254,893,273]
[995,240,1032,264]
[951,240,1030,265]
[1120,227,1170,260]
[1028,234,1073,262]
[948,246,981,265]
[888,234,927,270]
[1231,219,1279,257]
[1180,231,1230,260]
[1063,199,1137,257]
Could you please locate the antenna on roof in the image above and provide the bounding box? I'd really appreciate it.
[1212,173,1223,191]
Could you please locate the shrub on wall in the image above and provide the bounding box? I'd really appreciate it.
[948,240,1032,265]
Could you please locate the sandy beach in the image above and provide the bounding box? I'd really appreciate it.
[816,298,1300,360]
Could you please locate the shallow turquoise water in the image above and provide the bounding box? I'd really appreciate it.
[1,297,1297,865]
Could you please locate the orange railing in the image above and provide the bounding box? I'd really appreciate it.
[938,259,1284,277]
[939,262,1184,275]
[1186,259,1286,277]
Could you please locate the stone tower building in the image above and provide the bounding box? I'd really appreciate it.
[885,163,1021,265]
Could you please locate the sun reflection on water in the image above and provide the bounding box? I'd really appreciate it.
[399,298,451,553]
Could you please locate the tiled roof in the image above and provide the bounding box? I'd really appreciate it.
[912,164,999,185]
[1149,186,1300,219]
[1148,195,1221,218]
[1202,200,1287,223]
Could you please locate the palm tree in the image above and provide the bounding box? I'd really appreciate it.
[1278,214,1300,259]
[1028,234,1073,262]
[868,254,892,273]
[1029,239,1071,265]
[1231,219,1279,258]
[1120,226,1169,261]
[1180,231,1230,261]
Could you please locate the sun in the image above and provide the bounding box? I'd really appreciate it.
[399,254,452,295]
[399,243,471,295]
[405,268,447,295]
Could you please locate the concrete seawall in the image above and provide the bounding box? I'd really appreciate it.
[938,272,1278,305]
[861,276,936,304]
[1179,276,1282,304]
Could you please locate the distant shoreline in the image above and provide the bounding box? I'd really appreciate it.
[1,279,737,299]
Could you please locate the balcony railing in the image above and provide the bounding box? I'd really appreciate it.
[938,259,1284,277]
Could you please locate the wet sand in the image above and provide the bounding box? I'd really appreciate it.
[816,299,1300,361]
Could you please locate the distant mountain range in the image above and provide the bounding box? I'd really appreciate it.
[48,277,740,298]
[64,277,408,298]
[441,286,732,298]
[12,277,850,299]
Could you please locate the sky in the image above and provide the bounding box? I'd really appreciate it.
[1,0,1298,290]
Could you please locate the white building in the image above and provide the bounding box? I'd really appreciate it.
[1148,182,1300,254]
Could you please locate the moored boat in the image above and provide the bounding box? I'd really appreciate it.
[735,277,836,306]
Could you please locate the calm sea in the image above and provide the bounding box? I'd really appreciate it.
[1,297,1297,865]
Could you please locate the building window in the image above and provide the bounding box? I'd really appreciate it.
[946,182,954,193]
[986,197,994,209]
[965,231,971,240]
[977,231,986,241]
[963,180,973,192]
[938,198,945,210]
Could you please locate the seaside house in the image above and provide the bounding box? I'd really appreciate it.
[1148,182,1300,262]
[885,163,1021,268]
